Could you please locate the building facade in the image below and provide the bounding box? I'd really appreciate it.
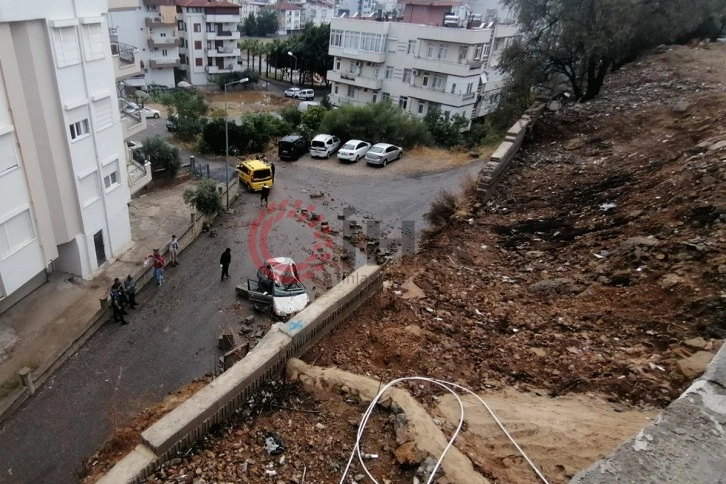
[301,0,336,27]
[0,0,136,311]
[274,2,304,34]
[177,0,243,85]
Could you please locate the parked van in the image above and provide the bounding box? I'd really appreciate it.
[294,89,315,100]
[278,135,309,161]
[309,134,341,158]
[237,159,273,192]
[297,101,321,112]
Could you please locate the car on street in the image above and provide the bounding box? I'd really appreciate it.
[284,87,301,98]
[278,135,309,161]
[166,114,178,131]
[309,134,341,159]
[140,107,161,119]
[246,257,310,319]
[293,89,314,100]
[337,139,371,163]
[365,143,403,167]
[237,158,273,192]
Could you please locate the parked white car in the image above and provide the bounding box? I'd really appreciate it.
[309,134,341,159]
[140,107,160,119]
[293,89,315,100]
[284,87,301,98]
[337,139,371,163]
[365,143,403,166]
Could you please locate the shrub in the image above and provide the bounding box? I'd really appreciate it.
[183,178,222,216]
[423,108,469,148]
[280,106,302,127]
[140,136,181,179]
[424,189,458,230]
[200,113,291,155]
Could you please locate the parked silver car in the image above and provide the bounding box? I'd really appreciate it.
[365,143,403,166]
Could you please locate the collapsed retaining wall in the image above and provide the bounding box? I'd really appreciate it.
[98,264,382,483]
[476,102,548,202]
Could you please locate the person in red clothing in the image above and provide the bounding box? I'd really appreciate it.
[146,249,165,285]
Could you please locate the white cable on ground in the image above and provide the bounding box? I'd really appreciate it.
[339,376,550,484]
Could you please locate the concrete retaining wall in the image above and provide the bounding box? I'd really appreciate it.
[97,264,382,483]
[476,102,547,202]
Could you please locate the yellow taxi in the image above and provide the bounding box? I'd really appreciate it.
[237,159,273,192]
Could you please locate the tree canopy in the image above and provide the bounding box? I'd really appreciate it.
[242,10,278,37]
[502,0,726,101]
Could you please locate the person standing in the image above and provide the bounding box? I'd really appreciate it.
[124,274,138,309]
[168,235,180,267]
[270,162,276,182]
[110,286,127,325]
[260,184,270,207]
[147,249,165,286]
[220,248,231,281]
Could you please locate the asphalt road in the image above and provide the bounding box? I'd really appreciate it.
[0,121,480,483]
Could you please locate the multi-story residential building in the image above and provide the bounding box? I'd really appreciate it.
[177,0,243,85]
[0,0,139,312]
[302,0,336,26]
[327,1,492,125]
[274,3,304,35]
[108,0,181,88]
[336,0,376,18]
[238,0,269,21]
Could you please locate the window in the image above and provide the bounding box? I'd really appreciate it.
[335,59,340,70]
[194,23,201,32]
[385,66,393,79]
[0,209,36,258]
[160,32,167,37]
[92,97,113,132]
[162,49,168,56]
[195,58,203,66]
[194,40,202,50]
[427,45,434,58]
[422,73,430,87]
[450,83,457,94]
[438,45,448,59]
[433,75,444,90]
[334,85,338,94]
[81,23,105,61]
[103,160,121,190]
[417,101,426,114]
[407,40,416,55]
[180,53,187,64]
[179,38,185,48]
[466,82,474,94]
[52,27,81,68]
[381,92,390,101]
[347,85,354,97]
[398,96,408,110]
[79,172,100,206]
[0,131,20,174]
[372,93,377,103]
[474,44,483,59]
[69,119,90,140]
[402,69,411,83]
[374,68,380,79]
[458,46,467,61]
[178,20,184,31]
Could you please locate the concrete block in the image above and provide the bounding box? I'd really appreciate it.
[491,141,515,162]
[96,444,156,484]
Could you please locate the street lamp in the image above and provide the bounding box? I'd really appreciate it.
[224,77,249,211]
[287,51,297,86]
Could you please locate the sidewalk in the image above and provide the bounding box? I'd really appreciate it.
[0,179,200,423]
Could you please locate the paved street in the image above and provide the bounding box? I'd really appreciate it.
[0,121,480,483]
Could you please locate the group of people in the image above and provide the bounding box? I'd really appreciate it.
[109,275,138,325]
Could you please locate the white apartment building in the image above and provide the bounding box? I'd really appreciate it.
[302,0,336,26]
[0,0,137,311]
[177,0,243,85]
[107,0,181,88]
[327,17,492,124]
[238,0,269,21]
[274,2,304,34]
[336,0,376,18]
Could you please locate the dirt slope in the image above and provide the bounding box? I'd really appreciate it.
[84,44,725,483]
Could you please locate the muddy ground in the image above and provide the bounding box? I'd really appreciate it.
[83,44,725,483]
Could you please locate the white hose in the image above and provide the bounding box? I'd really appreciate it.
[339,377,550,484]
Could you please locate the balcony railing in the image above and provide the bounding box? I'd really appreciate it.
[148,37,180,49]
[111,41,136,64]
[150,58,181,68]
[146,16,176,26]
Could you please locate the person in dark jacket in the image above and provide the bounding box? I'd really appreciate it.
[110,287,127,325]
[220,248,232,281]
[260,184,271,207]
[124,274,138,309]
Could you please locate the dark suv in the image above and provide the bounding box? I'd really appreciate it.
[278,135,309,161]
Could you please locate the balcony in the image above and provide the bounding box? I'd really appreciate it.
[127,157,152,195]
[205,14,240,23]
[150,58,181,68]
[108,0,138,11]
[410,56,483,77]
[146,16,176,27]
[329,46,386,65]
[206,64,242,74]
[148,37,180,49]
[206,30,241,40]
[417,26,492,45]
[327,70,382,90]
[111,42,142,80]
[120,111,146,139]
[207,47,241,57]
[398,83,478,108]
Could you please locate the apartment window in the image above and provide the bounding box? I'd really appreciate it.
[398,96,408,110]
[417,101,426,114]
[438,45,448,59]
[69,119,90,141]
[195,40,202,50]
[427,45,434,58]
[178,20,184,31]
[0,209,36,258]
[451,83,457,94]
[474,44,483,59]
[385,66,393,79]
[160,32,167,37]
[0,131,20,174]
[180,38,185,48]
[466,82,474,94]
[103,160,121,190]
[407,40,416,55]
[195,58,203,66]
[458,46,467,61]
[433,75,443,90]
[402,69,412,83]
[483,43,491,57]
[335,59,340,70]
[374,68,380,79]
[81,23,105,61]
[347,85,354,97]
[206,23,215,33]
[422,73,430,87]
[92,97,113,132]
[78,172,100,206]
[372,93,377,103]
[334,85,339,94]
[180,53,187,64]
[162,49,168,56]
[381,92,390,101]
[194,23,201,32]
[52,27,81,68]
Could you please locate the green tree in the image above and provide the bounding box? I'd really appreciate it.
[158,89,209,140]
[280,105,302,127]
[257,10,279,36]
[298,24,333,86]
[422,108,469,148]
[200,113,291,155]
[300,105,327,132]
[183,178,222,216]
[243,14,258,36]
[140,136,181,179]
